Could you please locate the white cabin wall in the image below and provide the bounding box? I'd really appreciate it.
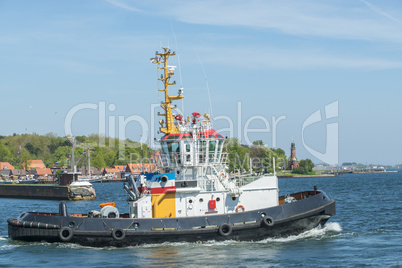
[239,175,279,210]
[175,192,226,217]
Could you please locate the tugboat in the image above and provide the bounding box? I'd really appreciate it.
[7,48,335,247]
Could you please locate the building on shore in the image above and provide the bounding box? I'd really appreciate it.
[288,142,299,170]
[126,163,157,177]
[24,160,46,170]
[0,162,15,170]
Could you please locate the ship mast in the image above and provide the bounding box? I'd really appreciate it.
[151,47,184,134]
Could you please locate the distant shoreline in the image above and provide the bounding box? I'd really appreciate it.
[278,170,399,178]
[277,174,336,179]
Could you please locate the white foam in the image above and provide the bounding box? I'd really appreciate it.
[0,245,18,251]
[259,222,343,243]
[326,222,342,232]
[0,222,343,249]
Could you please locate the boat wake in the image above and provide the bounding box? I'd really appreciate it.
[137,222,343,248]
[0,222,342,250]
[259,222,342,243]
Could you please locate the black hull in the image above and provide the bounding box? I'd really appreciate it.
[8,191,335,247]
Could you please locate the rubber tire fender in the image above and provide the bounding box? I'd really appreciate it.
[218,223,232,237]
[59,226,74,242]
[111,228,126,241]
[262,216,275,227]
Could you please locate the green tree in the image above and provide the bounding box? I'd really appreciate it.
[20,148,31,170]
[252,140,264,146]
[104,151,116,167]
[54,146,69,167]
[0,143,13,163]
[224,138,250,172]
[92,147,106,169]
[293,159,315,174]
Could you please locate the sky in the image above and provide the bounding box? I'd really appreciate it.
[0,0,401,165]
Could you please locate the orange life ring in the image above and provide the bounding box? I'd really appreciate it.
[175,114,183,121]
[235,205,245,213]
[100,202,115,208]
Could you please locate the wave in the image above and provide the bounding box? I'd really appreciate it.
[259,222,343,243]
[0,223,343,250]
[138,222,343,248]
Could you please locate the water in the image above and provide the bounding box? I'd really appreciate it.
[1,173,401,267]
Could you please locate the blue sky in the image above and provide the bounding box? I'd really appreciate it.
[1,0,401,165]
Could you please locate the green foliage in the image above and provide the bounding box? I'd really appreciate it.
[0,133,153,170]
[0,143,13,163]
[92,148,106,169]
[252,140,264,146]
[55,169,63,178]
[342,162,357,166]
[223,139,288,173]
[292,159,315,174]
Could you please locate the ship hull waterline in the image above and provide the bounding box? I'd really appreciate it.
[8,191,335,247]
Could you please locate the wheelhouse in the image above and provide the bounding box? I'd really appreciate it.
[160,129,226,168]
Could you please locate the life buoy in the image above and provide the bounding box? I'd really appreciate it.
[235,205,245,213]
[175,114,183,121]
[58,226,73,242]
[218,223,232,236]
[192,112,201,118]
[262,216,275,227]
[111,228,126,241]
[100,202,115,208]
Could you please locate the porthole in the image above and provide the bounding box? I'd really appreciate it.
[216,197,221,202]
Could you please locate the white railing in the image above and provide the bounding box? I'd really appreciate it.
[157,152,229,169]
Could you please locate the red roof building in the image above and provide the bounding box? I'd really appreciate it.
[126,163,157,175]
[25,160,46,170]
[0,162,15,170]
[102,168,121,178]
[35,168,52,176]
[114,165,126,172]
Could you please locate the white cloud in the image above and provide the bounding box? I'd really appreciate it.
[105,0,143,12]
[360,0,402,26]
[109,0,402,43]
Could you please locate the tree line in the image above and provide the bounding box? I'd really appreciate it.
[0,133,152,170]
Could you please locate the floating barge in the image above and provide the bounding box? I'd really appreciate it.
[0,173,96,201]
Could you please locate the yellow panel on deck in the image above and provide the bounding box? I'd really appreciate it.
[152,193,176,218]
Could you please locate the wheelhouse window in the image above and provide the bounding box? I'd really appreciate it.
[209,140,216,162]
[199,141,207,163]
[162,142,169,154]
[168,142,180,154]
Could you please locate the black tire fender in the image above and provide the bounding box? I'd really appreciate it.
[111,228,126,241]
[262,216,275,227]
[59,226,73,242]
[218,223,232,236]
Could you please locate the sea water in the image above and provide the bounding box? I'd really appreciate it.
[0,172,401,267]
